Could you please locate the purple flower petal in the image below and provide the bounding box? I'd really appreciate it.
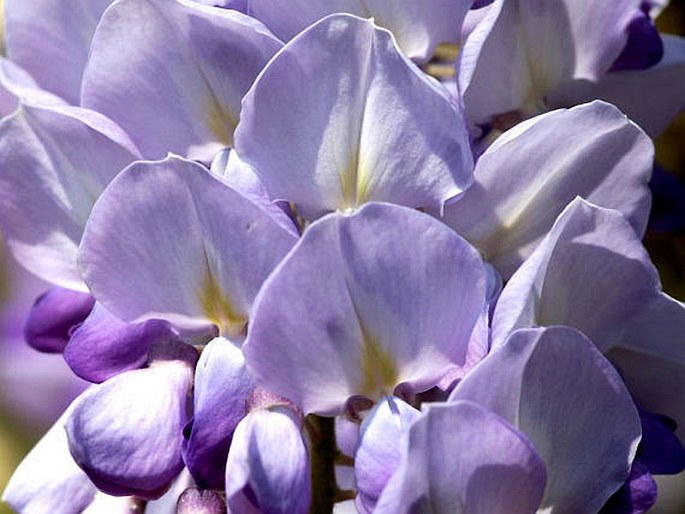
[355,396,420,513]
[550,34,685,138]
[451,326,642,513]
[436,262,502,390]
[193,0,247,10]
[600,461,657,514]
[0,102,140,289]
[444,101,653,279]
[459,0,574,124]
[215,150,299,237]
[235,14,473,218]
[563,0,646,79]
[492,198,661,352]
[2,396,97,514]
[82,0,282,161]
[64,303,182,383]
[245,203,486,415]
[610,4,663,72]
[606,294,685,442]
[0,57,65,117]
[335,416,360,459]
[183,337,253,488]
[460,0,645,125]
[79,155,297,335]
[24,287,94,353]
[65,359,195,498]
[492,198,685,441]
[82,495,143,513]
[4,0,114,104]
[144,470,194,514]
[637,409,685,475]
[225,406,310,514]
[374,401,546,514]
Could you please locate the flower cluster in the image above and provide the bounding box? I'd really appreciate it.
[1,0,685,513]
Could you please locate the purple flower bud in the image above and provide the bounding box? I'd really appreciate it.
[24,287,94,353]
[65,351,197,499]
[600,461,657,514]
[183,338,253,489]
[355,396,420,512]
[64,303,201,383]
[637,408,685,475]
[225,405,310,514]
[611,3,664,72]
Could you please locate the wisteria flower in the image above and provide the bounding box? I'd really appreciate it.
[1,1,684,513]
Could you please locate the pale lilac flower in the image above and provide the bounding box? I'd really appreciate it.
[65,344,197,498]
[0,101,140,289]
[225,404,310,514]
[0,1,683,512]
[183,338,252,488]
[81,0,282,161]
[451,326,641,512]
[491,198,685,441]
[354,396,420,512]
[374,400,547,513]
[460,0,685,137]
[79,154,297,335]
[244,202,487,414]
[3,0,114,105]
[234,14,473,218]
[443,100,653,278]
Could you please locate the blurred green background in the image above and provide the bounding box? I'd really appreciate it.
[0,2,684,513]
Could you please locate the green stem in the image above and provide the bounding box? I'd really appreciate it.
[307,415,337,514]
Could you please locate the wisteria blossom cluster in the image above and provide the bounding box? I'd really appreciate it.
[1,0,685,513]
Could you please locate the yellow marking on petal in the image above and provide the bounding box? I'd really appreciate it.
[339,162,357,209]
[427,43,459,79]
[426,63,456,79]
[520,28,553,117]
[198,268,246,339]
[359,326,399,399]
[356,164,371,205]
[433,43,460,62]
[339,159,372,209]
[206,96,237,147]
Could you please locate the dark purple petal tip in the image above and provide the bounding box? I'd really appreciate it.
[611,6,664,72]
[64,303,188,383]
[637,408,685,475]
[24,288,95,353]
[182,418,234,491]
[183,338,252,489]
[600,461,657,514]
